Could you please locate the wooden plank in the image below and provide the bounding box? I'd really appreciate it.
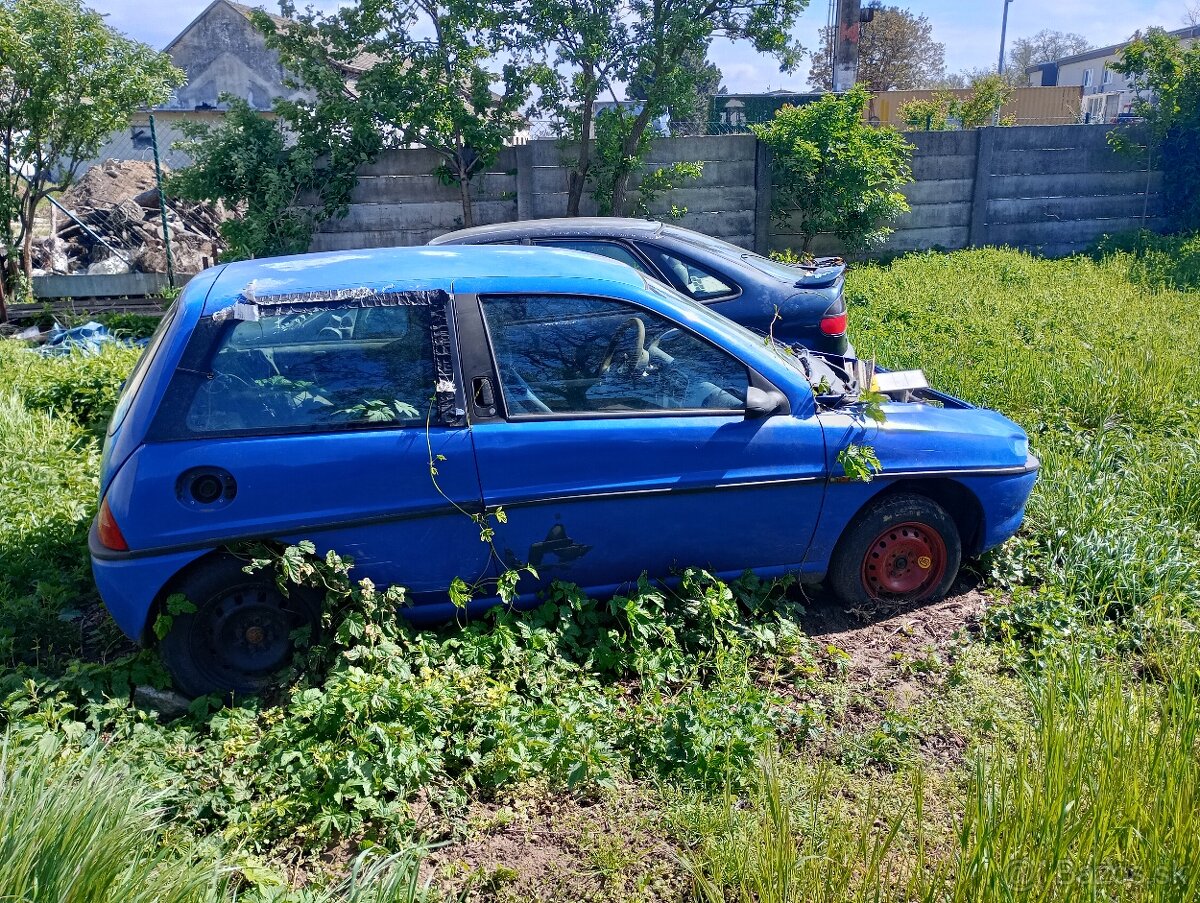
[990,146,1149,175]
[989,170,1163,199]
[9,297,171,318]
[986,193,1163,226]
[32,272,190,299]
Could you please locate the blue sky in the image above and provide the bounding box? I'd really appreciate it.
[97,0,1187,93]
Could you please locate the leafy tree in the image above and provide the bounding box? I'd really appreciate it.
[530,0,804,216]
[629,47,723,135]
[604,0,808,216]
[170,98,335,260]
[259,0,531,229]
[753,85,912,253]
[0,0,182,313]
[523,0,629,216]
[1110,28,1200,232]
[1006,29,1093,86]
[808,5,945,92]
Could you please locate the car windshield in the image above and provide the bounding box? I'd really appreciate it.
[665,228,825,284]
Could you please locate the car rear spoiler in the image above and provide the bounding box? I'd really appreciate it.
[792,257,845,289]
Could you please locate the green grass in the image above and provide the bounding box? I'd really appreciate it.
[1,236,1199,899]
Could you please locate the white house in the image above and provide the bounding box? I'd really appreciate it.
[1026,24,1199,124]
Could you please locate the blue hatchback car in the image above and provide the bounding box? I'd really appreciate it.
[91,246,1037,696]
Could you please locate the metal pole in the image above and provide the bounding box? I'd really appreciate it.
[832,0,863,93]
[997,0,1013,74]
[993,0,1014,126]
[148,113,176,287]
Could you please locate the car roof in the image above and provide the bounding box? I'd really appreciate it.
[198,245,646,315]
[428,217,667,245]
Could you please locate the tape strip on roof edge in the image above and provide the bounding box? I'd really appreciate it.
[212,284,449,322]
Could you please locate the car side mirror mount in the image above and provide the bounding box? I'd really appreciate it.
[746,370,791,419]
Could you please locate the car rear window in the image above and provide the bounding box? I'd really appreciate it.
[182,305,436,434]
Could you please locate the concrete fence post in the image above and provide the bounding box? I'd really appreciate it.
[515,143,534,222]
[968,127,997,248]
[753,139,772,255]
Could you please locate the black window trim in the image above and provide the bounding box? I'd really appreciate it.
[468,290,770,424]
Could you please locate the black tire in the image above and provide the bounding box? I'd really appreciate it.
[827,492,962,607]
[158,555,321,698]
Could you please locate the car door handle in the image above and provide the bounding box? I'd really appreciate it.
[473,376,496,409]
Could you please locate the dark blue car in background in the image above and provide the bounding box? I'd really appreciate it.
[430,218,852,354]
[91,246,1037,696]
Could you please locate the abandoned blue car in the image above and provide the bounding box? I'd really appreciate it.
[91,246,1038,696]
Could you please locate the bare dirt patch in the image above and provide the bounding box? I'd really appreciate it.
[802,583,990,683]
[423,788,685,902]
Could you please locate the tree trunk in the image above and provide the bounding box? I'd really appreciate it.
[567,73,598,217]
[458,171,474,228]
[609,104,656,216]
[19,190,37,281]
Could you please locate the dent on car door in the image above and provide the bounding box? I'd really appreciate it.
[459,292,828,597]
[128,291,490,600]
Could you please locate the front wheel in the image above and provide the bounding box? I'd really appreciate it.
[827,493,961,607]
[158,555,320,698]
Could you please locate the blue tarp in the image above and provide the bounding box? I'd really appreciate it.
[35,321,148,356]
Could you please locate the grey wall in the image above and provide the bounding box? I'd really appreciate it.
[310,124,1165,258]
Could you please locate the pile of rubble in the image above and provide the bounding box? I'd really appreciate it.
[31,160,227,277]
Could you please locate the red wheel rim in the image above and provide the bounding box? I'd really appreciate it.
[860,521,947,602]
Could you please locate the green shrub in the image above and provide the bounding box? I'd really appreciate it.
[753,85,913,253]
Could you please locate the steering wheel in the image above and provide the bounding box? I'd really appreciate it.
[600,317,649,376]
[647,327,681,361]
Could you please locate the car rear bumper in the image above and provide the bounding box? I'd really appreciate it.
[90,518,207,642]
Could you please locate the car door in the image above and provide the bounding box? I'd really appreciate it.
[455,290,828,595]
[131,292,491,601]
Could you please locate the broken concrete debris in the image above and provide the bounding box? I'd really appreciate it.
[31,160,227,278]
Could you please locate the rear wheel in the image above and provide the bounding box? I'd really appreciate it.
[158,556,320,698]
[828,493,961,607]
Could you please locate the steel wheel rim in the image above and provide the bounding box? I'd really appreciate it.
[196,583,298,681]
[860,520,947,602]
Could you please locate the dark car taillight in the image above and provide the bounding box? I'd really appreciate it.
[97,497,128,551]
[820,311,848,336]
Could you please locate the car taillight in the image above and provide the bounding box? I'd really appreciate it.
[97,497,128,551]
[820,311,848,336]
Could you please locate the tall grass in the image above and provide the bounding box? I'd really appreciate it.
[0,741,227,903]
[941,645,1200,902]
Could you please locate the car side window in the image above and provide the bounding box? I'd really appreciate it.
[184,306,435,434]
[636,245,735,301]
[536,240,649,274]
[479,294,748,417]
